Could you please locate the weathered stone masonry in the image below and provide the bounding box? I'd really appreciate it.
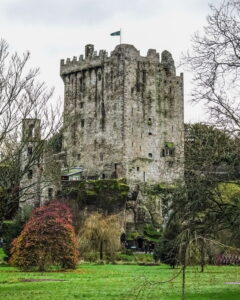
[60,44,184,185]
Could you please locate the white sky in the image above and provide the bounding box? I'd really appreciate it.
[0,0,222,123]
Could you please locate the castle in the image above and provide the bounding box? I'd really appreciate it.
[20,43,184,233]
[60,44,184,183]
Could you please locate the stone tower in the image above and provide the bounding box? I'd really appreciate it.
[60,44,184,184]
[19,119,42,207]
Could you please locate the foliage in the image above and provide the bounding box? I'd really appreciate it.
[154,222,181,268]
[10,202,79,271]
[117,253,154,264]
[143,225,162,242]
[1,207,31,260]
[79,212,121,261]
[185,123,240,178]
[126,231,139,241]
[183,123,240,256]
[46,129,63,154]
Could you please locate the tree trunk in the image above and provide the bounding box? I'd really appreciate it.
[182,263,186,300]
[200,239,205,272]
[182,244,188,300]
[99,240,103,260]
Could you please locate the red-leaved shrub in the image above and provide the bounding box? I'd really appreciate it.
[10,202,79,271]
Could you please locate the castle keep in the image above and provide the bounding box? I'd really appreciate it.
[60,44,184,184]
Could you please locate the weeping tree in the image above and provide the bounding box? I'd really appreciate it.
[79,212,122,261]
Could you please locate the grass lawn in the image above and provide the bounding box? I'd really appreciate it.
[0,249,239,299]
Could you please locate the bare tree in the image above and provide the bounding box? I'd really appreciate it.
[0,38,62,229]
[183,0,240,132]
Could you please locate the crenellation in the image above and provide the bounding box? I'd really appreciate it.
[147,49,160,61]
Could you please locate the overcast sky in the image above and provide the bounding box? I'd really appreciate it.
[0,0,222,122]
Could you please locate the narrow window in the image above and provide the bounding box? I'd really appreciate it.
[140,146,141,151]
[48,188,53,200]
[148,153,153,158]
[79,77,83,92]
[80,102,84,108]
[137,167,140,172]
[132,142,134,147]
[71,122,76,145]
[81,120,85,128]
[136,67,140,92]
[28,124,34,138]
[28,170,33,180]
[143,171,146,182]
[169,149,175,156]
[148,132,152,136]
[132,128,133,134]
[27,146,33,156]
[77,153,81,160]
[142,70,147,84]
[102,173,105,179]
[161,149,165,157]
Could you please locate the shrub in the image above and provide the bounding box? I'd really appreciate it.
[1,207,31,260]
[10,202,79,271]
[154,222,181,268]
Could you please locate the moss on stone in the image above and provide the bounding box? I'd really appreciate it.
[86,190,98,196]
[126,231,140,241]
[63,179,129,213]
[132,157,152,164]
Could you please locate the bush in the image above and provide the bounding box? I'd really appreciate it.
[1,207,31,260]
[154,222,181,268]
[10,202,79,271]
[115,253,154,264]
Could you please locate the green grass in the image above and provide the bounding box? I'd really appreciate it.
[0,249,239,299]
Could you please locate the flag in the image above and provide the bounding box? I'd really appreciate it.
[110,31,121,36]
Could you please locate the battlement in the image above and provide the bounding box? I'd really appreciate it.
[60,44,109,76]
[60,44,175,77]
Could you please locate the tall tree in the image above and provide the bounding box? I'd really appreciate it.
[183,0,240,131]
[0,38,61,228]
